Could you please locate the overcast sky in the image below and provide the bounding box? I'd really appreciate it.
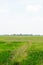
[0,0,43,35]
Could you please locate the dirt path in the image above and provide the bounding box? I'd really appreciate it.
[9,41,32,63]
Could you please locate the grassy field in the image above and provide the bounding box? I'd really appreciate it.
[0,36,43,65]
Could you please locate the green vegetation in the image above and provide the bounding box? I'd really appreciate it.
[0,36,43,65]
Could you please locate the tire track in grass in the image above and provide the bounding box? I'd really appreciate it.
[9,41,32,64]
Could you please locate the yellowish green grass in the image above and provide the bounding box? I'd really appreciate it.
[0,36,43,65]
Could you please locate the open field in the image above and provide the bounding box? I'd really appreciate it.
[0,36,43,65]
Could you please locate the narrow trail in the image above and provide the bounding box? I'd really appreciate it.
[9,41,32,63]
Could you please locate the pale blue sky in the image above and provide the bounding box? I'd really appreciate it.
[0,0,43,35]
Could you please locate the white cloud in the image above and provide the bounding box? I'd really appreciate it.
[0,0,43,35]
[0,14,43,35]
[0,8,8,13]
[0,1,9,14]
[26,4,42,12]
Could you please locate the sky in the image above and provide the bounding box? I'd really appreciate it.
[0,0,43,35]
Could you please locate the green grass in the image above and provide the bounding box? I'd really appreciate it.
[0,36,43,65]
